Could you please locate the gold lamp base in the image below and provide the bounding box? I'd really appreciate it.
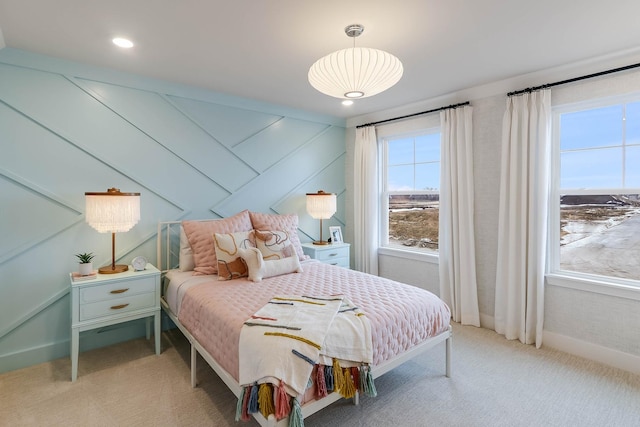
[98,264,129,274]
[313,241,330,245]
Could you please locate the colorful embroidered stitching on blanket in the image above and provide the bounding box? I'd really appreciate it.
[236,295,376,425]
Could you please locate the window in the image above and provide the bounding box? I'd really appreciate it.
[551,95,640,283]
[381,128,441,254]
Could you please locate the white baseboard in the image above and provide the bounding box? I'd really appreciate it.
[0,320,149,374]
[478,313,639,375]
[543,330,640,375]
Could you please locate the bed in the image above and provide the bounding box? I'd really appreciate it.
[157,213,452,426]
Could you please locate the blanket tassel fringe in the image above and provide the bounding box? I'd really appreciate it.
[258,383,275,418]
[248,382,259,413]
[237,360,376,424]
[360,365,377,398]
[332,358,345,393]
[234,386,245,421]
[342,367,356,399]
[275,380,290,420]
[288,398,303,427]
[316,365,327,398]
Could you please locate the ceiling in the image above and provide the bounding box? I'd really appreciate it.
[1,0,640,119]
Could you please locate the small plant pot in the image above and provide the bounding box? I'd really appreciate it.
[79,262,93,276]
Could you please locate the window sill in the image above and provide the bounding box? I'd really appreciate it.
[378,246,439,264]
[546,272,640,301]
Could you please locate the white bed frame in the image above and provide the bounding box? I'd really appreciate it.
[157,221,452,427]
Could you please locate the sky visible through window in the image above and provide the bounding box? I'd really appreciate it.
[560,101,640,189]
[558,100,640,282]
[386,133,441,253]
[387,102,640,192]
[387,133,440,191]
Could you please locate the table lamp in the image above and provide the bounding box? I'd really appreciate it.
[85,188,140,274]
[306,190,337,245]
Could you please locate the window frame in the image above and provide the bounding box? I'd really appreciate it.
[548,92,640,298]
[377,117,441,261]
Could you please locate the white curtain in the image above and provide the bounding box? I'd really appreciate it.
[439,106,480,326]
[495,90,551,348]
[353,126,379,275]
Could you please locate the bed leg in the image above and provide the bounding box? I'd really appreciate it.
[191,343,197,388]
[353,390,360,406]
[445,326,452,378]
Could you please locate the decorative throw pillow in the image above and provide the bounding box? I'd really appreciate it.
[182,210,252,275]
[239,247,303,283]
[253,230,296,260]
[213,231,255,281]
[248,212,308,261]
[179,226,195,272]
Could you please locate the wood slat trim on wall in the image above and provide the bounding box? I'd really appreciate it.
[0,287,69,341]
[0,168,84,265]
[0,49,346,373]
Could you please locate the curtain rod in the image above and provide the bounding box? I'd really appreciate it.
[355,101,470,129]
[507,62,640,97]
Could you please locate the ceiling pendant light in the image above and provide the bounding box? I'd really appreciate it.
[112,37,134,48]
[308,24,403,100]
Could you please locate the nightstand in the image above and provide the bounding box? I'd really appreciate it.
[70,264,161,381]
[302,242,350,268]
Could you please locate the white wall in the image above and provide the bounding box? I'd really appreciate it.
[346,48,640,373]
[0,48,346,373]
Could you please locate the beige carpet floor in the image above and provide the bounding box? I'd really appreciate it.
[2,323,639,426]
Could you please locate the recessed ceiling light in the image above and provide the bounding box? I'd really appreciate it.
[112,37,134,48]
[342,100,354,106]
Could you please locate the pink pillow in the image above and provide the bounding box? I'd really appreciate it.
[182,210,252,275]
[249,212,308,261]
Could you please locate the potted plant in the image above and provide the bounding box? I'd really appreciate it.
[75,252,95,276]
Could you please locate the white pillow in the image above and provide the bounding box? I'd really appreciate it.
[253,230,295,260]
[239,247,303,283]
[214,231,255,281]
[179,226,195,271]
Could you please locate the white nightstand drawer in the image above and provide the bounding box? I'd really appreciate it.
[302,242,350,269]
[80,292,156,321]
[314,245,349,262]
[79,276,157,303]
[323,256,349,268]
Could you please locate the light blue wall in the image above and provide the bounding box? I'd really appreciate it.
[0,48,347,373]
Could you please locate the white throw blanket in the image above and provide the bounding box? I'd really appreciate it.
[238,295,373,397]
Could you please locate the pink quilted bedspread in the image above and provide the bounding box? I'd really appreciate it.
[178,261,450,382]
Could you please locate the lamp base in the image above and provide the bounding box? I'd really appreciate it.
[312,240,330,245]
[98,264,129,274]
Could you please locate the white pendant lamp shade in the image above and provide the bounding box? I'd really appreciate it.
[309,47,403,99]
[308,24,403,99]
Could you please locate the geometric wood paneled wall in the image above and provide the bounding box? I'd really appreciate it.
[0,48,346,373]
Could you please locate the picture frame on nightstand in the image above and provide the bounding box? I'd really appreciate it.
[329,226,343,244]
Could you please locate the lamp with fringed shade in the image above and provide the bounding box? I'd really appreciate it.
[306,190,337,245]
[85,188,140,274]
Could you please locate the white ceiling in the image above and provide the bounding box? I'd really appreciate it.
[1,0,640,119]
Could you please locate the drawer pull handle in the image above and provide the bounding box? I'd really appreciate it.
[110,304,129,310]
[110,288,129,294]
[328,253,338,257]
